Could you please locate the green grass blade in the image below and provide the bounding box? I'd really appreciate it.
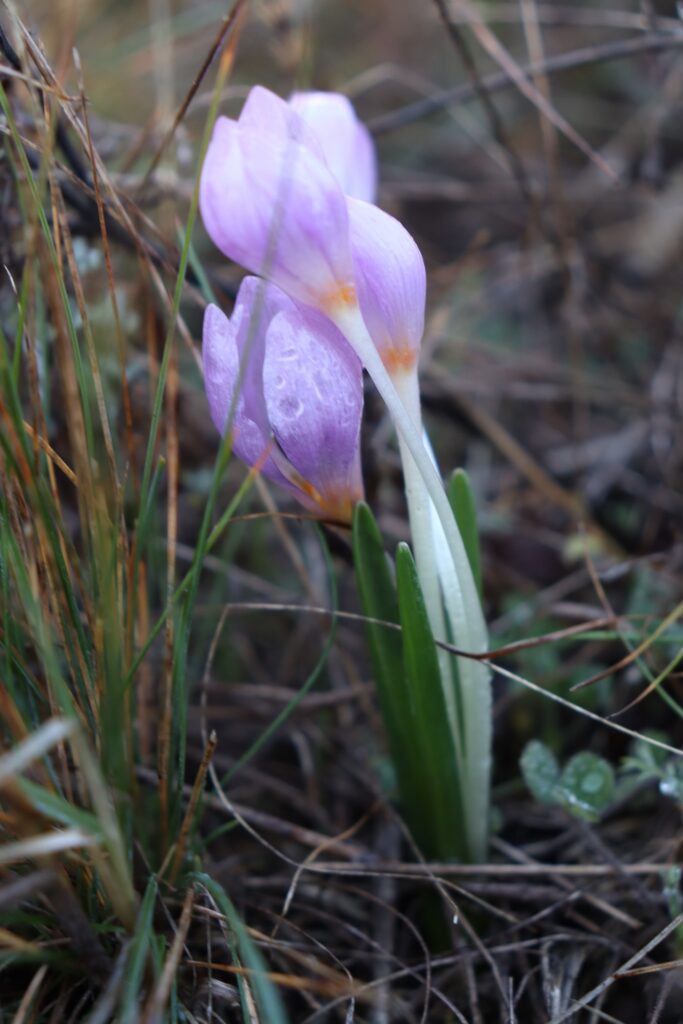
[15,779,102,836]
[194,873,289,1024]
[119,876,158,1023]
[221,523,337,786]
[352,503,420,797]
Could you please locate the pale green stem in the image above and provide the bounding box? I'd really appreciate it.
[333,304,491,860]
[332,305,487,651]
[395,369,491,862]
[393,377,464,771]
[422,431,492,863]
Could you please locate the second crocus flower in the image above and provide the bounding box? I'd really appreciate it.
[203,276,364,524]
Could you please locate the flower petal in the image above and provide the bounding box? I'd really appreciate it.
[230,276,297,436]
[263,306,364,515]
[347,197,426,373]
[240,85,325,158]
[289,91,378,202]
[202,300,288,487]
[200,114,355,311]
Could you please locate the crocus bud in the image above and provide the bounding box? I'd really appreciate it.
[203,276,364,523]
[200,87,356,314]
[288,91,378,203]
[347,197,426,375]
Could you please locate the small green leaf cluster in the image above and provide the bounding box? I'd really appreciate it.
[520,740,615,822]
[622,735,683,805]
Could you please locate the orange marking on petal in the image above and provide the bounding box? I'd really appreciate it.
[321,282,357,313]
[298,477,323,504]
[383,346,417,375]
[290,467,361,524]
[314,488,363,526]
[245,444,361,526]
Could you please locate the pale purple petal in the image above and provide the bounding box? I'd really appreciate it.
[289,92,378,203]
[347,196,426,371]
[203,285,364,519]
[263,307,364,511]
[202,302,244,437]
[230,276,297,437]
[200,114,355,311]
[240,85,325,158]
[202,300,289,488]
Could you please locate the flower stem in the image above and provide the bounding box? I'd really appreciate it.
[333,305,486,646]
[395,370,491,862]
[334,304,491,861]
[392,373,464,766]
[421,430,492,863]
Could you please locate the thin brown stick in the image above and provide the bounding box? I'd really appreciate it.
[20,422,77,485]
[433,0,533,204]
[140,0,248,189]
[570,597,683,691]
[142,887,196,1024]
[448,0,617,179]
[168,731,217,884]
[183,959,370,1000]
[370,31,683,135]
[202,600,625,661]
[545,913,683,1024]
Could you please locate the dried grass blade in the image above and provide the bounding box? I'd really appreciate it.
[0,828,99,866]
[140,0,248,188]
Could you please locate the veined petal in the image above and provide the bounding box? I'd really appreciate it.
[289,91,378,203]
[347,196,426,374]
[200,115,355,312]
[202,300,289,488]
[202,302,244,438]
[203,285,364,522]
[263,306,364,518]
[230,276,297,437]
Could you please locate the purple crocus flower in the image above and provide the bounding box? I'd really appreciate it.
[200,86,356,315]
[288,91,378,203]
[200,85,426,376]
[203,276,364,523]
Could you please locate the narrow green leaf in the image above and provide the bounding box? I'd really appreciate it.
[194,873,289,1024]
[119,876,158,1023]
[352,505,408,748]
[395,543,467,861]
[16,779,102,836]
[448,469,483,598]
[352,504,428,829]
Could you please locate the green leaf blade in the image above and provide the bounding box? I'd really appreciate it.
[352,503,415,775]
[448,469,483,599]
[395,542,467,861]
